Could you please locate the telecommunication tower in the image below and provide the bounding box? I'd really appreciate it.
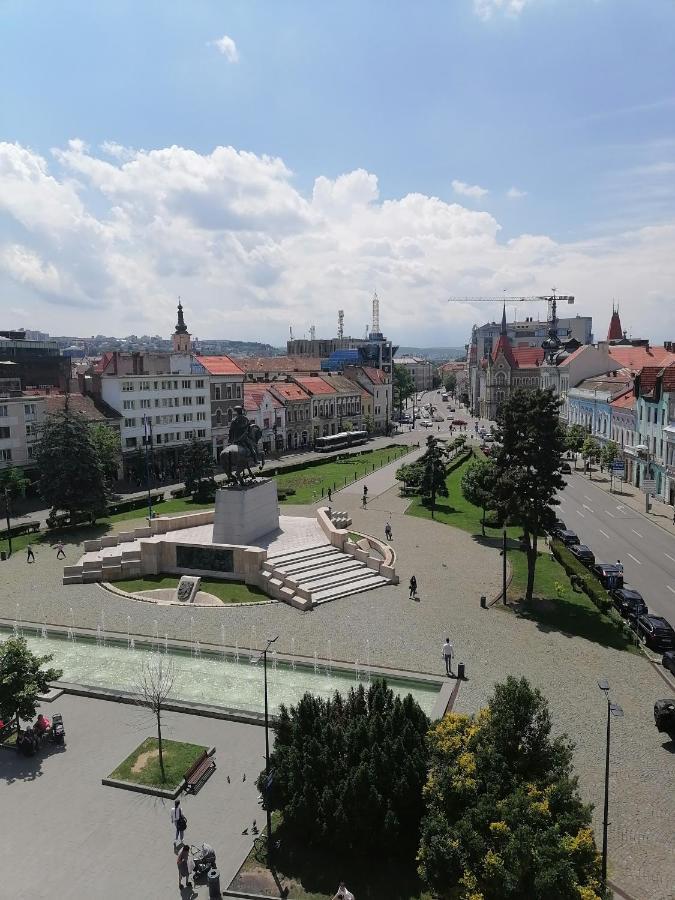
[337,309,344,339]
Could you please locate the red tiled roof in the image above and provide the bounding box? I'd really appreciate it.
[269,383,310,402]
[607,345,675,371]
[492,335,516,368]
[46,393,121,421]
[511,347,545,367]
[637,365,662,396]
[607,310,623,342]
[93,351,114,374]
[244,384,283,410]
[360,366,387,384]
[196,355,244,376]
[292,376,336,395]
[233,356,322,373]
[611,389,635,410]
[557,346,587,368]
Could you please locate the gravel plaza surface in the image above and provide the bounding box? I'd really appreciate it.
[1,427,675,899]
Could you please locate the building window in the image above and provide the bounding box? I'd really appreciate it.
[184,430,194,439]
[196,411,206,421]
[123,400,136,410]
[195,379,204,388]
[214,386,221,401]
[182,397,192,406]
[182,379,191,389]
[227,408,233,422]
[139,399,151,409]
[140,380,150,391]
[125,438,137,449]
[183,413,193,422]
[196,396,205,405]
[236,385,241,398]
[0,427,10,439]
[0,406,6,417]
[122,381,134,392]
[216,409,222,426]
[124,418,136,428]
[197,429,206,438]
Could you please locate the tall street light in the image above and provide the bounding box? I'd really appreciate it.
[597,678,624,893]
[3,488,12,558]
[502,526,508,604]
[256,635,279,863]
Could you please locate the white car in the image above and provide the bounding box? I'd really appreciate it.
[420,420,432,428]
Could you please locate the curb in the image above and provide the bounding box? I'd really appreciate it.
[102,745,216,799]
[98,581,276,609]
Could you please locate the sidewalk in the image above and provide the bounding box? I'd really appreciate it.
[573,465,675,537]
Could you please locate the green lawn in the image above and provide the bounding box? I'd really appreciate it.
[109,737,207,788]
[275,445,410,504]
[113,574,268,604]
[230,816,431,900]
[406,454,634,651]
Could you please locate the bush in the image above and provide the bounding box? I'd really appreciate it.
[0,520,40,539]
[106,492,165,515]
[259,679,430,857]
[550,539,612,613]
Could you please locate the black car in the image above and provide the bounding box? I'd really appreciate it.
[561,462,572,474]
[663,650,675,676]
[592,563,624,589]
[551,517,566,533]
[569,544,595,566]
[610,587,648,622]
[636,615,675,652]
[555,528,580,546]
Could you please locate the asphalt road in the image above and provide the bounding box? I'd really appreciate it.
[560,469,675,622]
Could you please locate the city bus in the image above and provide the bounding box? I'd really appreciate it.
[314,430,369,452]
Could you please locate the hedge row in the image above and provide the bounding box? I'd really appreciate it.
[269,443,409,476]
[106,491,166,515]
[550,538,612,614]
[0,520,40,540]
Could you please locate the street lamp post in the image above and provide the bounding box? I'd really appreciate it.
[257,635,279,863]
[597,678,624,893]
[502,527,507,603]
[3,488,12,558]
[142,414,154,521]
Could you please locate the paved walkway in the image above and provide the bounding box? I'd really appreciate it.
[2,442,674,898]
[0,693,264,900]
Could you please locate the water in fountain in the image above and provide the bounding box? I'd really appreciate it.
[41,620,48,639]
[14,603,22,636]
[190,616,195,650]
[69,608,76,642]
[234,640,239,663]
[354,658,360,680]
[67,627,75,642]
[100,609,106,645]
[272,648,278,670]
[194,640,201,658]
[249,625,256,656]
[126,615,132,650]
[96,624,103,646]
[290,637,296,671]
[164,634,168,654]
[366,638,371,683]
[220,624,226,659]
[313,651,318,674]
[153,619,159,651]
[130,638,135,651]
[326,639,332,676]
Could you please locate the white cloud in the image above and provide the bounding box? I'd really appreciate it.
[452,179,489,199]
[0,139,674,345]
[506,186,527,199]
[473,0,531,21]
[209,34,239,63]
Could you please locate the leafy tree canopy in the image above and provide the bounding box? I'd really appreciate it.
[444,372,458,394]
[259,679,430,857]
[90,423,121,488]
[420,435,449,516]
[461,458,498,535]
[0,636,63,730]
[181,438,216,501]
[418,676,601,900]
[566,425,587,454]
[0,466,30,500]
[394,364,416,413]
[35,408,108,521]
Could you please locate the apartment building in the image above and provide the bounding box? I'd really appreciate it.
[268,381,312,450]
[293,374,363,441]
[342,365,392,433]
[243,384,286,453]
[394,356,434,391]
[195,356,245,459]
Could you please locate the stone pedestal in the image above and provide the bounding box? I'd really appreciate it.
[212,479,279,546]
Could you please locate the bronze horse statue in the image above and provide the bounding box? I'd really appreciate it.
[219,423,264,485]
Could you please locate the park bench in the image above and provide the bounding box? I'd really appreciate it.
[184,750,216,794]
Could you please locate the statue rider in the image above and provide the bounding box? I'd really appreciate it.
[228,405,259,465]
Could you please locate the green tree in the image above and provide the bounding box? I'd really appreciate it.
[395,461,424,493]
[0,465,30,501]
[418,676,601,900]
[420,434,449,517]
[35,408,107,523]
[581,436,600,478]
[461,458,498,536]
[258,679,430,856]
[444,372,457,395]
[0,636,63,733]
[362,414,375,434]
[393,364,416,418]
[181,438,216,501]
[566,424,586,469]
[600,440,619,472]
[89,423,121,488]
[493,389,565,601]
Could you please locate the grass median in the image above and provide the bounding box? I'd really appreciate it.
[113,574,267,604]
[109,737,207,788]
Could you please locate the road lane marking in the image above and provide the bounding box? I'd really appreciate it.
[605,511,615,518]
[665,553,675,563]
[627,553,642,566]
[668,586,675,595]
[631,529,643,538]
[584,495,593,502]
[583,504,594,513]
[598,529,610,539]
[576,510,585,518]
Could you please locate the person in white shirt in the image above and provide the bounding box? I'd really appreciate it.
[442,638,454,677]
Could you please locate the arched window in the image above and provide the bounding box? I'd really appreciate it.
[496,372,506,386]
[216,409,222,426]
[227,408,233,422]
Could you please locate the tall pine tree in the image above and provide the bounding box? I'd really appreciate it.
[35,406,108,523]
[419,435,449,518]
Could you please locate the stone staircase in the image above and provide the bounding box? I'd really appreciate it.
[260,543,390,609]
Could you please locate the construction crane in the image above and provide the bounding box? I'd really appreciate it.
[447,291,574,322]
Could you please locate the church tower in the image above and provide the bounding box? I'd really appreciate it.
[607,303,623,342]
[172,299,192,353]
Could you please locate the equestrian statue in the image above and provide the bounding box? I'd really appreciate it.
[219,406,264,485]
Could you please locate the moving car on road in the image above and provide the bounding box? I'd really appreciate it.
[610,587,647,622]
[592,562,624,589]
[554,528,580,546]
[569,544,595,566]
[561,462,572,474]
[636,615,675,651]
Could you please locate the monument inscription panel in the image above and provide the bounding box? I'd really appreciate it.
[176,545,234,573]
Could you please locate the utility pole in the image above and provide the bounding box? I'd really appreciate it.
[143,414,154,521]
[597,678,623,895]
[3,488,12,558]
[502,527,507,603]
[261,636,279,863]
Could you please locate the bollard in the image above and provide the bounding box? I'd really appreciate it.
[457,662,466,680]
[207,867,221,898]
[480,595,487,609]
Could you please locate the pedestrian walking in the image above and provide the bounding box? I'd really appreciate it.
[327,487,332,503]
[384,522,392,541]
[56,542,65,560]
[442,638,454,677]
[362,484,368,501]
[409,575,417,599]
[26,544,35,564]
[171,799,187,844]
[176,843,193,890]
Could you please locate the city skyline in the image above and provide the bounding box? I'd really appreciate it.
[1,1,675,344]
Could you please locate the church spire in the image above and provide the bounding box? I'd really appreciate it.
[607,302,623,342]
[172,298,192,352]
[175,298,188,335]
[500,302,507,336]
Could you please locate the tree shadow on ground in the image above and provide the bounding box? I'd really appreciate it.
[0,738,66,785]
[514,595,634,652]
[37,524,111,547]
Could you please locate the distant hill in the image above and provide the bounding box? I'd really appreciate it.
[196,339,283,357]
[396,347,465,361]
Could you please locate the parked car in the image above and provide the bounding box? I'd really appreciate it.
[484,435,495,443]
[555,528,580,546]
[569,544,595,566]
[610,587,648,621]
[551,517,566,532]
[662,650,675,676]
[636,615,675,651]
[561,462,572,474]
[636,615,674,651]
[591,562,624,589]
[420,420,432,428]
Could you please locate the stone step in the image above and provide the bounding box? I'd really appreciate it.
[312,575,389,604]
[284,558,364,582]
[297,564,372,591]
[62,574,83,585]
[266,543,332,564]
[274,550,346,575]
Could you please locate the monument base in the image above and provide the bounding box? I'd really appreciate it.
[212,479,279,546]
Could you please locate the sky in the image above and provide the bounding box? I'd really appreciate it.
[1,0,675,347]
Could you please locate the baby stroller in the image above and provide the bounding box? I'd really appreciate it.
[50,713,65,745]
[191,843,216,880]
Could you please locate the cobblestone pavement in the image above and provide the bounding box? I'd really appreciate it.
[2,471,674,898]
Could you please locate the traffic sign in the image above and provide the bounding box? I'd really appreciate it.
[611,461,625,471]
[642,479,657,494]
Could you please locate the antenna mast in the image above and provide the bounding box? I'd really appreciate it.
[371,291,380,334]
[337,309,344,340]
[309,324,316,341]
